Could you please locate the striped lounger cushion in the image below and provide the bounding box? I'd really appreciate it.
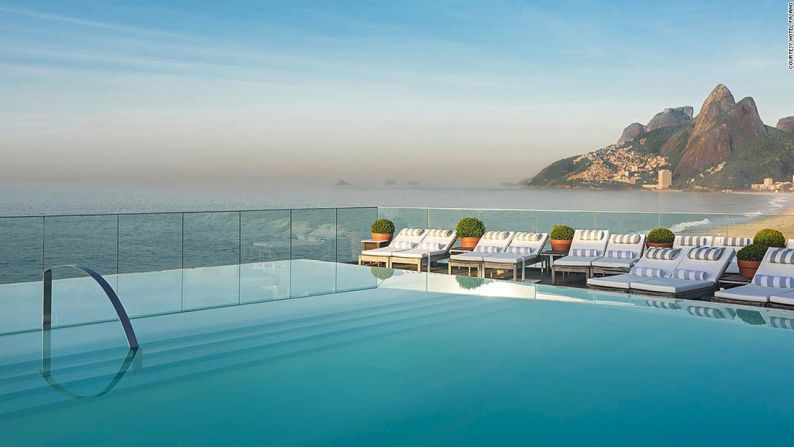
[752,274,794,288]
[400,228,424,236]
[645,248,680,260]
[419,242,443,250]
[577,230,604,240]
[570,248,600,257]
[678,235,708,246]
[391,240,416,249]
[687,247,724,260]
[612,234,641,244]
[474,245,500,253]
[606,250,636,259]
[722,237,751,246]
[630,266,664,278]
[673,269,707,281]
[514,232,543,241]
[427,229,452,237]
[506,246,535,254]
[769,248,794,264]
[482,231,510,240]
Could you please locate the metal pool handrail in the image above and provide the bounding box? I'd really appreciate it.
[42,264,139,350]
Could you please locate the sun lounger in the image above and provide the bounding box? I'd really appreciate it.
[591,233,647,276]
[481,232,549,281]
[448,231,515,278]
[673,235,713,249]
[390,229,457,271]
[551,229,610,284]
[714,236,752,274]
[357,228,426,267]
[587,247,686,292]
[715,247,794,305]
[628,246,734,299]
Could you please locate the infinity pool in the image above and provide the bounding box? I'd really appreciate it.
[1,261,793,446]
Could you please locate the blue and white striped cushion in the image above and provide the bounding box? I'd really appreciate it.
[391,240,416,249]
[474,245,500,253]
[677,235,707,247]
[419,242,443,251]
[673,269,707,281]
[612,234,641,244]
[427,229,451,237]
[506,246,535,255]
[570,248,600,257]
[606,250,637,259]
[645,248,680,260]
[722,237,751,247]
[687,247,724,261]
[399,228,424,237]
[630,266,664,278]
[482,231,509,240]
[514,232,543,242]
[769,249,794,264]
[577,230,604,240]
[752,274,794,288]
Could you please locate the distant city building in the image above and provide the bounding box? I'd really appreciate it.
[657,170,672,189]
[764,177,774,189]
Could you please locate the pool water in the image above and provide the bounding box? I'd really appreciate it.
[1,262,793,446]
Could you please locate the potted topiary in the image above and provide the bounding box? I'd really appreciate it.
[370,218,395,242]
[736,244,767,279]
[646,227,675,248]
[753,228,786,248]
[549,224,575,253]
[456,217,486,249]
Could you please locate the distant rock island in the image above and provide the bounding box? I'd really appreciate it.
[528,84,794,190]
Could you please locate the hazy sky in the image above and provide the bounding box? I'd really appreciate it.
[1,0,791,186]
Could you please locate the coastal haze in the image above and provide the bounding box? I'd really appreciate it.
[1,1,792,189]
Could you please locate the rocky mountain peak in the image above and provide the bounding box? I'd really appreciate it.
[777,116,794,133]
[646,106,694,132]
[617,122,645,145]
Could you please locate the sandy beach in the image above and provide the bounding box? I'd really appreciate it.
[721,205,794,240]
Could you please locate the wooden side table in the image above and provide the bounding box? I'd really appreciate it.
[718,273,751,289]
[361,239,389,251]
[541,250,569,277]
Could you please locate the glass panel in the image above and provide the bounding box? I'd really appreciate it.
[241,210,291,263]
[118,213,182,274]
[182,265,240,310]
[49,274,119,327]
[535,210,597,235]
[289,259,335,297]
[659,213,728,238]
[337,207,377,263]
[0,281,41,333]
[240,261,291,303]
[183,212,240,268]
[291,209,336,261]
[44,215,118,279]
[377,207,428,232]
[0,217,43,285]
[336,262,377,293]
[594,212,659,234]
[117,269,183,317]
[724,213,791,241]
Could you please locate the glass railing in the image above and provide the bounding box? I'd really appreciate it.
[0,207,377,285]
[1,206,793,286]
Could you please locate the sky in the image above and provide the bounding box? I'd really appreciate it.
[0,0,791,187]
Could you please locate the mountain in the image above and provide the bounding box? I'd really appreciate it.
[528,84,794,190]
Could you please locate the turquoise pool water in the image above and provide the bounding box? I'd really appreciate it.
[1,261,793,446]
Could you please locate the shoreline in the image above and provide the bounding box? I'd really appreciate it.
[720,205,794,239]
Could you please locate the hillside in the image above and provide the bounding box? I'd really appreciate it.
[528,84,794,190]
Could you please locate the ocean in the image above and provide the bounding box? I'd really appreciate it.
[0,183,791,216]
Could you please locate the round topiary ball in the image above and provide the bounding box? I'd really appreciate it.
[550,224,575,240]
[753,228,785,248]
